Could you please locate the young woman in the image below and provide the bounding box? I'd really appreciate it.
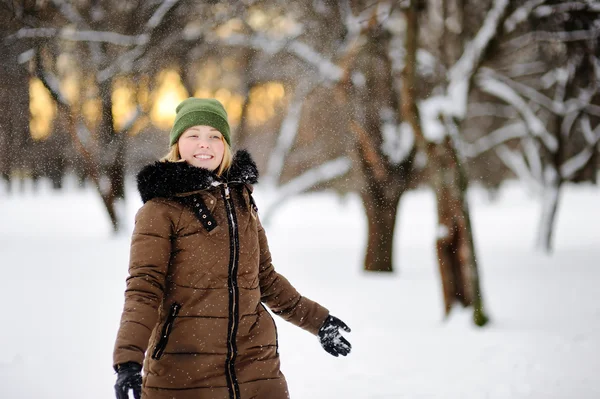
[113,98,351,399]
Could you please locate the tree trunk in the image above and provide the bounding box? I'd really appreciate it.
[361,188,403,272]
[537,180,562,253]
[99,78,126,201]
[433,137,488,325]
[400,1,488,326]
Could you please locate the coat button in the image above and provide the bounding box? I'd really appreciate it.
[208,222,212,226]
[202,215,207,219]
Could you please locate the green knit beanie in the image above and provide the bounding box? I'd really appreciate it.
[170,98,231,146]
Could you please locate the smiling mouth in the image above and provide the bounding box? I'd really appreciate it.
[194,154,214,160]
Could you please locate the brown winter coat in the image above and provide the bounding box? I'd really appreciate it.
[113,150,329,399]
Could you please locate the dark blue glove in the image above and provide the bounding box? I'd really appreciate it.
[318,315,352,357]
[114,362,142,399]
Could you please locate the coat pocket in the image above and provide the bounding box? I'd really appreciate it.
[151,303,181,360]
[260,303,279,355]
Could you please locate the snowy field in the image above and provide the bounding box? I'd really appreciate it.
[0,178,599,399]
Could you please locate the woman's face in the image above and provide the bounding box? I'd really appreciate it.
[178,125,225,171]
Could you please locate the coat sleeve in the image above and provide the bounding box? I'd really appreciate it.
[113,200,179,369]
[257,217,329,335]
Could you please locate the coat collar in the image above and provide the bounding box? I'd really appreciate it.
[137,149,259,203]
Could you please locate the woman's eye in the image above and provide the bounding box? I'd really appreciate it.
[211,135,220,139]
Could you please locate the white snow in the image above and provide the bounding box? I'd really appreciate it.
[1,177,599,398]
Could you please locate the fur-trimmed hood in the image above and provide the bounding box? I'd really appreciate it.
[137,149,259,203]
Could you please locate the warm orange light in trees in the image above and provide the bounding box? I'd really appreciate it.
[29,78,56,140]
[247,82,286,127]
[29,69,281,141]
[151,70,189,130]
[112,77,137,131]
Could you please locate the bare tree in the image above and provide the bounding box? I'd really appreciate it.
[397,0,521,326]
[202,1,418,272]
[7,0,186,230]
[470,0,600,252]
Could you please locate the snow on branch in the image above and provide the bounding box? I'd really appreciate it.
[479,68,559,113]
[580,115,600,145]
[467,102,518,118]
[264,81,315,187]
[51,0,87,26]
[495,145,541,192]
[560,147,595,180]
[535,2,600,17]
[504,0,547,33]
[259,157,352,223]
[38,70,69,107]
[118,106,144,134]
[210,33,343,82]
[380,108,414,164]
[478,72,558,151]
[505,27,600,49]
[95,0,181,82]
[338,0,362,36]
[146,0,180,30]
[559,116,600,179]
[288,41,343,82]
[97,47,145,83]
[446,0,509,119]
[461,121,526,158]
[276,157,352,200]
[530,28,600,43]
[522,136,543,183]
[10,28,147,46]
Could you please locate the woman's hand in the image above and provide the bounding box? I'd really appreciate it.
[114,362,142,399]
[318,315,352,357]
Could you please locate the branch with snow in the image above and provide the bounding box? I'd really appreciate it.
[96,0,182,82]
[477,69,557,114]
[417,0,511,141]
[380,109,414,165]
[461,122,526,158]
[51,0,87,26]
[534,2,600,17]
[446,0,510,119]
[477,71,558,151]
[260,157,352,222]
[495,145,542,192]
[118,106,145,134]
[561,116,600,179]
[509,27,600,46]
[504,0,547,33]
[10,28,147,46]
[38,70,69,107]
[263,81,316,187]
[467,102,518,119]
[277,157,352,199]
[146,0,179,30]
[209,33,343,83]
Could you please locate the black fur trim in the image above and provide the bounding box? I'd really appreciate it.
[137,149,259,203]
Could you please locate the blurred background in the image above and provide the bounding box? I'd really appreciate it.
[1,1,599,398]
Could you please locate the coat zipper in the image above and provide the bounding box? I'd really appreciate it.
[151,303,181,360]
[223,184,241,399]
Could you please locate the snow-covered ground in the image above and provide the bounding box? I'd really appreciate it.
[0,178,598,399]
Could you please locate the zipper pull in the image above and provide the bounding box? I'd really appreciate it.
[171,303,181,316]
[225,185,230,199]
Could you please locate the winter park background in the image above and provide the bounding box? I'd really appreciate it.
[2,1,600,398]
[1,179,599,399]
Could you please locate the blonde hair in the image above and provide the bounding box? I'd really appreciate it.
[161,136,233,176]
